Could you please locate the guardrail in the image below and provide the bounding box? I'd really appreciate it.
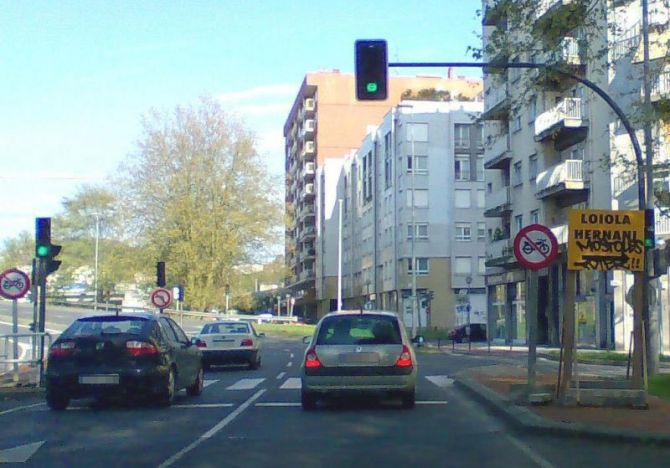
[0,332,52,385]
[162,309,299,327]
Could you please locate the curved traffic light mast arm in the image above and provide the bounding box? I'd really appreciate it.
[388,61,646,210]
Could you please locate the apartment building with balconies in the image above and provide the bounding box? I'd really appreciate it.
[314,101,486,329]
[482,0,670,351]
[284,70,483,321]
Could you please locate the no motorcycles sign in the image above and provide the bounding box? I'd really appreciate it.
[567,209,644,271]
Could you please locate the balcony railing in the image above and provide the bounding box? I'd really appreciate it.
[535,159,585,196]
[484,187,511,216]
[656,211,670,237]
[649,71,670,101]
[301,183,315,199]
[484,133,510,168]
[534,98,583,138]
[482,83,509,119]
[301,162,315,179]
[551,223,569,245]
[535,0,576,21]
[544,37,584,66]
[486,237,514,265]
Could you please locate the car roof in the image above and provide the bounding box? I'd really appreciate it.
[78,312,157,321]
[320,310,399,319]
[205,320,250,326]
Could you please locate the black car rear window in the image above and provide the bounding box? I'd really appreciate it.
[316,315,402,345]
[61,316,150,338]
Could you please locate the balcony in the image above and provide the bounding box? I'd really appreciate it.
[300,226,316,241]
[304,98,315,114]
[299,269,315,282]
[535,37,586,89]
[484,187,512,217]
[656,210,670,237]
[301,183,315,200]
[484,133,511,169]
[481,83,510,120]
[300,247,316,261]
[534,98,588,149]
[648,70,670,102]
[534,0,586,39]
[482,0,508,26]
[485,237,514,267]
[301,161,315,179]
[301,141,315,159]
[301,119,315,137]
[298,204,315,219]
[551,223,569,246]
[535,159,589,202]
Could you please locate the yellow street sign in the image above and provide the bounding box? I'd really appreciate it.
[567,209,644,271]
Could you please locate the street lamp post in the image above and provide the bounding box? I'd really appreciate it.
[93,213,100,311]
[410,118,418,338]
[337,199,343,311]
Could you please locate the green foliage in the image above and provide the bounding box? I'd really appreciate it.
[401,88,463,102]
[254,323,315,338]
[0,231,33,270]
[648,373,670,401]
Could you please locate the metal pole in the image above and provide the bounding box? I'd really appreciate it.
[410,122,418,338]
[94,213,99,311]
[466,276,472,352]
[12,299,18,381]
[37,258,46,386]
[337,199,343,311]
[527,270,538,394]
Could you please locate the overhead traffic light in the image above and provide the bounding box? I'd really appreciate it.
[157,261,166,287]
[355,40,388,101]
[35,217,62,276]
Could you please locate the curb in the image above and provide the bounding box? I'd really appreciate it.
[454,374,670,446]
[0,385,44,401]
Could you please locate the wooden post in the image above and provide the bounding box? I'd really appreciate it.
[558,269,576,403]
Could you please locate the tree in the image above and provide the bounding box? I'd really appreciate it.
[115,97,282,311]
[0,231,33,270]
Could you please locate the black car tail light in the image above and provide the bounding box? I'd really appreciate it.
[49,341,76,358]
[125,341,158,357]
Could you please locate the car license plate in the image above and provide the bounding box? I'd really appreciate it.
[340,353,379,364]
[79,374,119,385]
[214,338,234,343]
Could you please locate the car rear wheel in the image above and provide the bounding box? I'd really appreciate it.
[400,389,415,409]
[301,389,317,410]
[158,368,176,407]
[46,390,69,411]
[187,367,204,396]
[249,353,261,370]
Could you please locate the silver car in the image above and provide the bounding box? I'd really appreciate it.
[300,310,417,410]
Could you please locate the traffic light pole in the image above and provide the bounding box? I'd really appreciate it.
[388,60,649,388]
[37,257,47,386]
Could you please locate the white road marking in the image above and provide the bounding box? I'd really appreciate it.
[276,372,286,380]
[0,402,44,417]
[289,353,294,359]
[159,389,266,468]
[425,375,454,388]
[506,435,555,468]
[416,401,448,405]
[0,441,45,463]
[255,402,301,407]
[0,320,61,334]
[171,403,233,409]
[225,378,265,390]
[203,379,218,388]
[286,362,293,368]
[279,377,301,390]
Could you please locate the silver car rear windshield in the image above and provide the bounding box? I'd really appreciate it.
[316,315,402,345]
[201,323,250,334]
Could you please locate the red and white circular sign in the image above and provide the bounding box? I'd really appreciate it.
[0,268,31,300]
[513,224,559,271]
[151,288,173,309]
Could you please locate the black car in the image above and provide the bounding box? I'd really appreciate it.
[45,312,203,410]
[448,323,487,343]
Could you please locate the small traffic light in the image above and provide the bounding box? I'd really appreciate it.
[45,244,62,276]
[355,40,388,101]
[35,217,51,258]
[157,262,166,287]
[645,208,655,249]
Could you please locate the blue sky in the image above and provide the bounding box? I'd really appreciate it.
[0,0,483,243]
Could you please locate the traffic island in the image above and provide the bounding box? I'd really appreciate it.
[454,365,670,444]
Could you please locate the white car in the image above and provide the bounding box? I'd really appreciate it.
[194,320,263,369]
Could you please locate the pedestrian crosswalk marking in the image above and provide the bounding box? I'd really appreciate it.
[425,375,454,388]
[203,379,218,388]
[226,378,265,390]
[279,377,301,390]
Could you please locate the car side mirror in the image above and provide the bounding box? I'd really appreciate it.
[302,336,312,345]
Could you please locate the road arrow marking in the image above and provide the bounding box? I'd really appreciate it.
[425,375,454,388]
[225,378,265,390]
[279,378,301,390]
[0,441,45,463]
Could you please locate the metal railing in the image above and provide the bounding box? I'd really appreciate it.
[1,332,52,385]
[534,98,583,136]
[535,159,584,193]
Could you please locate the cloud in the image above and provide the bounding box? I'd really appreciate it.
[217,84,297,103]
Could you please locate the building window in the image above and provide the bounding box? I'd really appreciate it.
[455,156,470,181]
[512,113,522,132]
[529,154,538,182]
[476,124,484,149]
[384,131,392,189]
[407,123,428,142]
[455,189,471,208]
[528,96,537,123]
[455,124,470,149]
[406,189,428,207]
[407,155,428,173]
[531,209,539,225]
[477,222,486,241]
[408,257,429,275]
[408,223,429,240]
[362,151,373,203]
[513,161,523,186]
[455,222,472,241]
[478,256,487,274]
[477,189,486,208]
[454,257,472,275]
[515,214,523,233]
[476,156,485,181]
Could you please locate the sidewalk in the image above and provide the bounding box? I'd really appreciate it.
[453,359,670,445]
[0,366,42,400]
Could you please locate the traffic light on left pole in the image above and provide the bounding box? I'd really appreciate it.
[355,40,388,100]
[35,217,62,276]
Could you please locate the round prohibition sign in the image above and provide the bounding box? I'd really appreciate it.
[151,288,173,309]
[0,268,31,300]
[513,224,559,271]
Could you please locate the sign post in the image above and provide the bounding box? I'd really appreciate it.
[0,269,31,380]
[513,224,559,397]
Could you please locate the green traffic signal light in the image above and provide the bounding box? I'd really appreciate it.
[366,82,378,93]
[36,244,50,257]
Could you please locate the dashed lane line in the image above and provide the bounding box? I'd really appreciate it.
[0,403,44,417]
[286,362,293,368]
[225,378,265,390]
[276,372,286,380]
[279,378,301,390]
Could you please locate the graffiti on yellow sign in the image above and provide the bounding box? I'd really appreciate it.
[567,209,645,271]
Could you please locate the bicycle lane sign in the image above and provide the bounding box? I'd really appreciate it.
[0,268,31,300]
[513,224,559,271]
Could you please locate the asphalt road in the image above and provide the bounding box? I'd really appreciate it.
[1,304,670,467]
